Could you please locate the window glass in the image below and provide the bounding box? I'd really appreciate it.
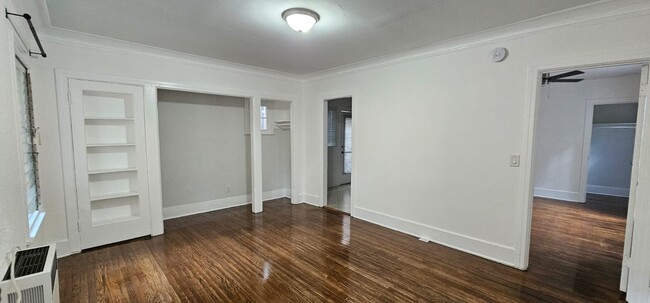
[15,58,40,214]
[327,109,336,147]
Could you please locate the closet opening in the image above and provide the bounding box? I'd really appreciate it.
[157,89,253,219]
[258,100,293,206]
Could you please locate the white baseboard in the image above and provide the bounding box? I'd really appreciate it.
[353,206,517,267]
[533,187,584,202]
[587,185,630,197]
[298,193,321,207]
[47,239,72,258]
[263,188,292,201]
[163,189,291,220]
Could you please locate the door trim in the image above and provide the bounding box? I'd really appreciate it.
[518,58,650,300]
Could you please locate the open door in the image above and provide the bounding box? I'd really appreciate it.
[69,79,152,249]
[620,65,648,291]
[625,65,650,301]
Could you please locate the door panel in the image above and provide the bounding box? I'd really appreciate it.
[69,79,151,249]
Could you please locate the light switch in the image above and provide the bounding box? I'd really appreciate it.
[510,155,520,167]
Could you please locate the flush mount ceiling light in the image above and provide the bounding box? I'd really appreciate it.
[282,8,320,33]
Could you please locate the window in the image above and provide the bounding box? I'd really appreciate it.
[343,115,352,174]
[260,105,268,131]
[327,108,336,147]
[15,58,41,217]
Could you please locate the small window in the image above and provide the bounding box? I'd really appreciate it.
[15,58,40,216]
[260,105,268,131]
[327,108,336,147]
[343,115,352,174]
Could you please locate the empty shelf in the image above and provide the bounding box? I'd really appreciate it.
[90,191,139,202]
[88,167,138,175]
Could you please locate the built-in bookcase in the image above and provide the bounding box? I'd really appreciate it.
[69,79,151,249]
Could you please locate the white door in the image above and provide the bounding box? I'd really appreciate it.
[327,108,352,187]
[69,79,151,249]
[626,64,650,302]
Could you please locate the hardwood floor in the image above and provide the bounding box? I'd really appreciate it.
[59,195,628,302]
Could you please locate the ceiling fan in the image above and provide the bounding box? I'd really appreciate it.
[542,70,585,85]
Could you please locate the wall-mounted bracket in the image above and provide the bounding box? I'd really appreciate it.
[5,8,47,58]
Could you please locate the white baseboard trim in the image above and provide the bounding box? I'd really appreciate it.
[353,206,517,267]
[263,188,292,201]
[49,239,72,258]
[298,193,321,207]
[587,185,630,197]
[163,189,291,220]
[533,187,584,202]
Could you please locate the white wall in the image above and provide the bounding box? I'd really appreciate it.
[24,32,301,254]
[301,3,650,268]
[0,0,30,260]
[157,90,251,207]
[534,75,640,202]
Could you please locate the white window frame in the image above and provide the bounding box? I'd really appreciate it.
[11,35,45,241]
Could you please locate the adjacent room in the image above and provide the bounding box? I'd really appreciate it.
[2,0,650,302]
[532,64,643,296]
[326,97,352,213]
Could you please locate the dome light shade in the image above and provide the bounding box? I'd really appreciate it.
[282,8,320,33]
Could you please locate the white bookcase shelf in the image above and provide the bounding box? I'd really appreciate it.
[69,79,152,249]
[88,167,138,175]
[78,87,145,226]
[86,143,136,148]
[90,191,140,202]
[85,117,135,121]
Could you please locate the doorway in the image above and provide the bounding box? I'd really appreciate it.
[325,97,352,213]
[529,63,645,297]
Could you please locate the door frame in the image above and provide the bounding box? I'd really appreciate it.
[517,58,650,298]
[321,93,357,215]
[56,70,297,254]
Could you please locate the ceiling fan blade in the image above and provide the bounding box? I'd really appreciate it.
[549,79,584,83]
[548,70,585,80]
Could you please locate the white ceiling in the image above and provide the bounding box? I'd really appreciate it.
[43,0,600,75]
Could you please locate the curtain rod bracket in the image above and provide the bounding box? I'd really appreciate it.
[5,8,47,58]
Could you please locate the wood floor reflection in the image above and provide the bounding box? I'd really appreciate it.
[59,195,627,302]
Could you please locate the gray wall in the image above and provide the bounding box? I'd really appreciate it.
[587,103,638,197]
[158,90,251,207]
[262,101,291,193]
[158,90,292,209]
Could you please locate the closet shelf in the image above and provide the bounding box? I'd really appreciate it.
[88,167,138,175]
[92,215,139,226]
[86,143,136,148]
[274,120,291,130]
[90,191,139,202]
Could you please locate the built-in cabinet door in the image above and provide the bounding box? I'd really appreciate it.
[69,79,151,249]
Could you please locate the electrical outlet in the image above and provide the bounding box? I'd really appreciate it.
[510,155,520,167]
[226,185,231,193]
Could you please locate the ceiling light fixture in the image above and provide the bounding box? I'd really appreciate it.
[282,8,320,33]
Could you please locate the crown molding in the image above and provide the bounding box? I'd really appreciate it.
[40,27,304,83]
[302,0,650,82]
[31,0,650,84]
